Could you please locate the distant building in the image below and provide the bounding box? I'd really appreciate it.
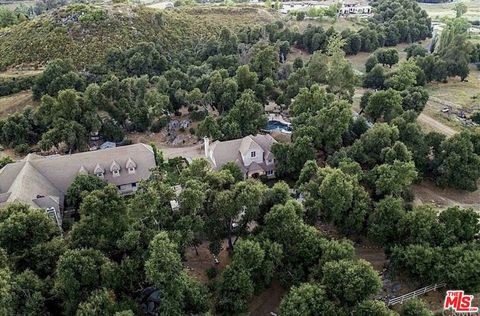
[204,134,277,179]
[339,1,372,14]
[0,143,156,223]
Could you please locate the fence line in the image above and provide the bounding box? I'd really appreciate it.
[386,283,447,306]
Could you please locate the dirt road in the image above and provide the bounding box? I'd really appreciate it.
[417,113,457,137]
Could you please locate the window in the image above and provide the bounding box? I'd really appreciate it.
[113,170,120,177]
[267,170,274,176]
[96,172,104,178]
[251,151,256,158]
[128,167,136,174]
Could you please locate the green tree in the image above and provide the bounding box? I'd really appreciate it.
[364,64,385,89]
[354,300,397,316]
[365,89,403,122]
[145,231,208,315]
[365,54,379,73]
[217,265,254,314]
[197,115,221,140]
[76,289,119,316]
[54,248,112,315]
[279,283,336,316]
[435,131,480,191]
[438,206,480,244]
[235,65,258,92]
[221,89,267,138]
[397,205,441,246]
[376,48,399,68]
[372,160,417,197]
[32,59,84,100]
[66,174,107,209]
[368,196,405,246]
[0,204,62,274]
[70,185,129,257]
[399,299,433,316]
[322,259,381,306]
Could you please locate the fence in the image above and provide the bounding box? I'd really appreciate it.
[386,283,447,306]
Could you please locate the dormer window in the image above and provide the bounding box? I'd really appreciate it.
[126,158,137,174]
[251,151,256,158]
[94,164,105,178]
[110,160,121,178]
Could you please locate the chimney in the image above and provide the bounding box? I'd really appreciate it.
[204,137,209,158]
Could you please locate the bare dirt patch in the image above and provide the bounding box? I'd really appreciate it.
[248,279,285,316]
[417,113,457,137]
[412,180,480,210]
[184,240,231,284]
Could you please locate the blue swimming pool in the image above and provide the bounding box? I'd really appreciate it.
[264,120,292,133]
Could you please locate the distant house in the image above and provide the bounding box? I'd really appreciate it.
[204,134,277,179]
[339,1,372,14]
[0,144,156,223]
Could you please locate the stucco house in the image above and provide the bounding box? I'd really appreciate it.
[204,134,277,179]
[0,143,156,225]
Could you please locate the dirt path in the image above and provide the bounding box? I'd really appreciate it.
[417,113,457,137]
[412,180,480,210]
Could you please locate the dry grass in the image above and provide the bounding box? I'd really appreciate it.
[0,69,43,79]
[0,90,37,117]
[290,15,365,32]
[347,40,429,73]
[419,0,480,22]
[422,65,480,131]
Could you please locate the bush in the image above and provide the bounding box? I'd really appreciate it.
[189,127,195,135]
[120,139,133,146]
[190,109,207,121]
[296,11,305,21]
[14,143,29,155]
[150,117,169,133]
[0,76,35,97]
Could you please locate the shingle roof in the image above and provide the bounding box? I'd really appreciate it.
[209,134,276,171]
[0,143,156,209]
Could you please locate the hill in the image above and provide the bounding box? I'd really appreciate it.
[0,4,276,69]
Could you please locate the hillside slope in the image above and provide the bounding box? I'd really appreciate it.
[0,4,275,69]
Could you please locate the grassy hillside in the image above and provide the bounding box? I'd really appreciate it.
[0,4,276,69]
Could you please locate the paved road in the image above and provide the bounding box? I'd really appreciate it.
[417,113,457,137]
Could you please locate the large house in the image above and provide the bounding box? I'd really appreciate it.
[0,143,156,223]
[204,134,277,179]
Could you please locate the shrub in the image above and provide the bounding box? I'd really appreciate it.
[14,143,29,155]
[120,139,133,146]
[150,117,169,132]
